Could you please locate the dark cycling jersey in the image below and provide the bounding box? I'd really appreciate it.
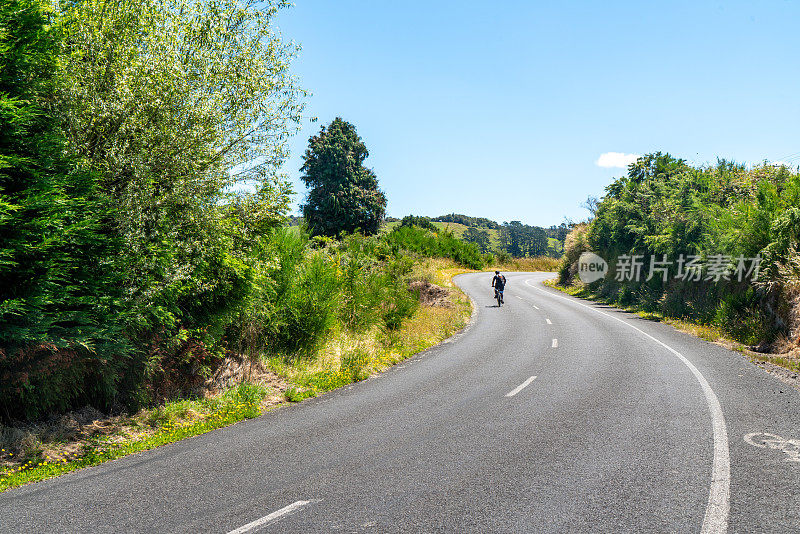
[492,274,505,291]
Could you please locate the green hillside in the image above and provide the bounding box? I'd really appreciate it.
[381,220,563,256]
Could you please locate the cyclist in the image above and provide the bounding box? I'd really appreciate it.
[492,271,506,304]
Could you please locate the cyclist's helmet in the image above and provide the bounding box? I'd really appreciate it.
[495,271,499,274]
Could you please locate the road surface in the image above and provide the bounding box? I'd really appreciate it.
[2,272,799,532]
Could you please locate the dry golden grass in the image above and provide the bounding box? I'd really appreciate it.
[491,256,560,272]
[271,258,474,400]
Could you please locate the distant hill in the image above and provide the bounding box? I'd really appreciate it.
[381,214,568,258]
[431,213,500,229]
[291,212,567,257]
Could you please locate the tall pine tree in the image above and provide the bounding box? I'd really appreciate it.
[0,0,126,419]
[300,118,386,236]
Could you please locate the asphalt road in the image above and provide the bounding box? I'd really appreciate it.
[2,272,799,533]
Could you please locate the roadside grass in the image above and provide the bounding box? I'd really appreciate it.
[0,384,273,493]
[272,258,473,402]
[544,280,800,373]
[0,258,476,493]
[490,256,560,272]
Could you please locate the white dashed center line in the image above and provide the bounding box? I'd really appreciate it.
[525,278,730,534]
[552,338,558,348]
[505,376,537,397]
[545,318,552,324]
[228,500,317,534]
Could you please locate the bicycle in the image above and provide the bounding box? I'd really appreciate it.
[494,288,504,307]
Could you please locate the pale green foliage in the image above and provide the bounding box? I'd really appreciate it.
[56,0,304,188]
[52,0,304,330]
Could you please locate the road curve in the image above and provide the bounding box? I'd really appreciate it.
[1,272,799,532]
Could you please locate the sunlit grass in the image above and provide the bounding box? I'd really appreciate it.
[273,260,473,402]
[0,384,271,493]
[490,256,560,272]
[1,261,488,491]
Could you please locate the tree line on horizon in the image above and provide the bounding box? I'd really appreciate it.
[294,212,571,259]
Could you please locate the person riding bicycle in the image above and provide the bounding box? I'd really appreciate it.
[492,271,506,304]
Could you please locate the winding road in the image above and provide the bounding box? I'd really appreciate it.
[2,272,799,532]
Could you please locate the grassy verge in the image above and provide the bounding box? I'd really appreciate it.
[269,258,473,402]
[0,259,476,493]
[544,280,800,373]
[0,383,272,492]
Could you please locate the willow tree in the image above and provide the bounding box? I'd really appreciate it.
[54,0,305,333]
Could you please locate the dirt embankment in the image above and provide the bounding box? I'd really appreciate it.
[410,280,452,307]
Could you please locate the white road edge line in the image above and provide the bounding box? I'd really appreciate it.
[227,500,317,534]
[525,279,730,534]
[505,376,537,397]
[545,318,552,324]
[552,338,558,348]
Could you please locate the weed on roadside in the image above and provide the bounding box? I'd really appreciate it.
[0,384,271,493]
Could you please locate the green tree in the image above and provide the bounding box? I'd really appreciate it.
[0,0,125,419]
[301,118,387,236]
[499,221,549,257]
[462,227,491,253]
[399,215,437,231]
[54,0,302,336]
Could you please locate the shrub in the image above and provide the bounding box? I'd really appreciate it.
[384,226,484,269]
[382,281,419,330]
[336,235,386,331]
[268,232,341,358]
[557,223,589,285]
[495,250,512,264]
[399,215,437,231]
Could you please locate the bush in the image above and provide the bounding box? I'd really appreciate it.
[336,235,386,331]
[713,288,776,346]
[384,226,484,269]
[265,229,341,358]
[495,250,511,264]
[560,152,800,349]
[399,215,437,231]
[382,281,419,330]
[557,223,589,285]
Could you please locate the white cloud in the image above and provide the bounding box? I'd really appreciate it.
[595,152,640,168]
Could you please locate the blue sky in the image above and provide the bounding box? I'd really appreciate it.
[275,1,800,227]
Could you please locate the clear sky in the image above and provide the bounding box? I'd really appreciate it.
[275,1,800,227]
